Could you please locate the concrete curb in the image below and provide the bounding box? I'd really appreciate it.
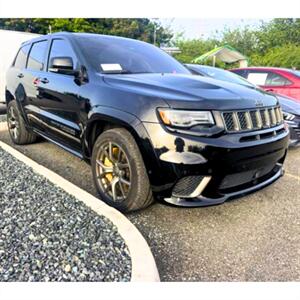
[0,140,160,282]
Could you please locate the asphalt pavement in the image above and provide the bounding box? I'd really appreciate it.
[0,124,299,281]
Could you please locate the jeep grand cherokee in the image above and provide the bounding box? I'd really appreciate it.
[5,32,289,212]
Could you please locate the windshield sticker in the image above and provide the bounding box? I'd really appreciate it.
[101,64,123,71]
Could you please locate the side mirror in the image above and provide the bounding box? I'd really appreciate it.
[49,57,78,76]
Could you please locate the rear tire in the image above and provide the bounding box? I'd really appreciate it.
[91,128,153,212]
[7,100,37,145]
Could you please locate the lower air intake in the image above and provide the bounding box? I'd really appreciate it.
[172,176,205,198]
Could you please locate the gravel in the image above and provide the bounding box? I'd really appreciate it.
[0,147,131,282]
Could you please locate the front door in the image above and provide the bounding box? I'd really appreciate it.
[29,38,82,152]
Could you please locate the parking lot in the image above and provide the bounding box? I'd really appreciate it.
[0,119,299,281]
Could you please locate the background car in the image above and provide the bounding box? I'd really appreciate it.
[186,64,300,146]
[279,96,300,146]
[230,67,300,101]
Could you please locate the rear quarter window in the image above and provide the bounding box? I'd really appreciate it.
[27,40,48,71]
[14,44,30,69]
[266,72,292,86]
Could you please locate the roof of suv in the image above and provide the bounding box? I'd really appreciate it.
[232,66,295,73]
[22,31,145,45]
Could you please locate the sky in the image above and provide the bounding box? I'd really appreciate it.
[159,18,271,40]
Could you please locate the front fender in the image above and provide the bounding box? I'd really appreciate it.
[84,106,164,188]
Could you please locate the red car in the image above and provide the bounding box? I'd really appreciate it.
[230,67,300,102]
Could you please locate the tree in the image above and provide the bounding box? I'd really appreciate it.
[174,39,219,63]
[250,44,300,69]
[220,25,259,57]
[257,18,300,53]
[0,18,173,45]
[173,18,300,69]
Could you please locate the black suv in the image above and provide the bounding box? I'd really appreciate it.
[5,32,289,212]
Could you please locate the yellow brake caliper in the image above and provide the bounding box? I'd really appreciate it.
[104,147,119,183]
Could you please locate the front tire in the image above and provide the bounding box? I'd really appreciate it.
[7,100,37,145]
[91,128,153,212]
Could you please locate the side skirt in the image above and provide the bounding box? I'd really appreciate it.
[33,129,84,159]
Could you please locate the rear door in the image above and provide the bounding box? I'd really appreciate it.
[22,39,50,131]
[6,44,31,109]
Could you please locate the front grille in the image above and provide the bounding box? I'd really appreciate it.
[172,176,204,198]
[223,112,235,131]
[237,111,248,130]
[222,106,283,133]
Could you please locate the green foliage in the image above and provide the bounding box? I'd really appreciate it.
[174,39,218,63]
[220,25,259,57]
[174,18,300,70]
[1,18,300,69]
[0,18,173,45]
[250,44,300,69]
[257,18,300,54]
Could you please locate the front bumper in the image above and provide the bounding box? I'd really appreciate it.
[164,164,283,207]
[141,122,289,206]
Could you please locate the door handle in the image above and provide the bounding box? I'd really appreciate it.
[40,78,49,84]
[17,73,24,78]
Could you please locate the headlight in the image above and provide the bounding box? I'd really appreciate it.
[158,109,215,128]
[283,111,295,121]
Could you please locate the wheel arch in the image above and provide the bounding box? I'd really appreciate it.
[5,89,15,104]
[84,107,162,185]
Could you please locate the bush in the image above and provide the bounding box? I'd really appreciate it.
[250,44,300,69]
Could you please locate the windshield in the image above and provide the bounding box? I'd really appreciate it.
[75,35,190,75]
[290,69,300,78]
[195,65,255,88]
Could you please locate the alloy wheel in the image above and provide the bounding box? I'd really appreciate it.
[7,106,19,140]
[95,141,131,202]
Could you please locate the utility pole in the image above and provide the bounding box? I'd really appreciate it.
[152,18,159,45]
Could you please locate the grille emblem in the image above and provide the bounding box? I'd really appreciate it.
[255,100,264,107]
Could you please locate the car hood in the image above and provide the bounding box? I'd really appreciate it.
[102,73,278,110]
[277,94,300,116]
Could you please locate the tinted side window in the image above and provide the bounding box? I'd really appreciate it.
[48,39,78,70]
[27,40,48,71]
[265,72,292,86]
[14,44,30,69]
